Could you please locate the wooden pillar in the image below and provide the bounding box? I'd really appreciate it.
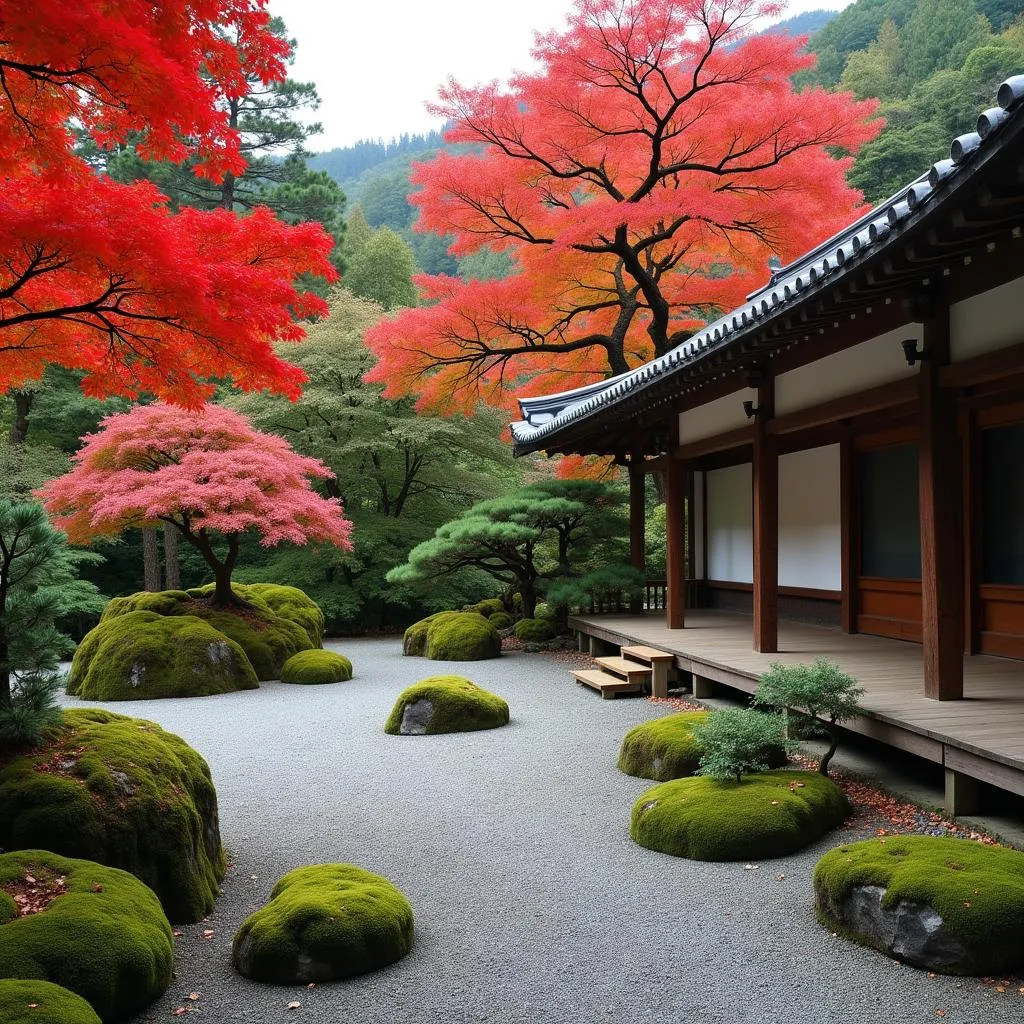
[629,455,645,614]
[666,416,686,629]
[752,380,778,653]
[918,301,964,699]
[839,436,857,634]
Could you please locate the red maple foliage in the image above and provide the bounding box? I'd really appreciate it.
[0,0,337,404]
[40,403,354,605]
[365,0,882,414]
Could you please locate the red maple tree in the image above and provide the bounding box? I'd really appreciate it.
[40,403,354,606]
[0,0,337,404]
[365,0,882,414]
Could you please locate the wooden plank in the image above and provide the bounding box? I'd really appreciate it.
[572,669,643,698]
[944,746,1024,798]
[594,656,652,681]
[753,378,778,653]
[918,299,964,699]
[621,644,675,663]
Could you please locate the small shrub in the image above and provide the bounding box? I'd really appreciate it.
[754,658,865,775]
[280,650,352,684]
[489,612,513,630]
[694,708,792,783]
[533,602,555,620]
[0,673,64,748]
[513,617,557,643]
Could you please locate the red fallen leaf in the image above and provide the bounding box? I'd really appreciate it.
[776,874,785,881]
[171,1009,190,1017]
[91,883,103,892]
[201,930,214,939]
[935,1011,946,1018]
[306,983,316,989]
[927,973,937,979]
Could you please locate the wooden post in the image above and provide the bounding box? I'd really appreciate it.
[918,301,964,699]
[752,379,778,653]
[840,436,857,634]
[666,415,686,629]
[629,455,645,614]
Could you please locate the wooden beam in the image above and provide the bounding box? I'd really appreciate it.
[666,415,686,629]
[752,379,778,652]
[918,298,964,700]
[768,378,917,436]
[629,456,645,615]
[675,424,753,461]
[939,339,1024,389]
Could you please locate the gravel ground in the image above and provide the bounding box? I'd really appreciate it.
[63,638,1018,1024]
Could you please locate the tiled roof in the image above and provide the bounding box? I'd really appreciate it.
[511,75,1024,454]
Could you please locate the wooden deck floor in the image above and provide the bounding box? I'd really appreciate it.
[569,610,1024,799]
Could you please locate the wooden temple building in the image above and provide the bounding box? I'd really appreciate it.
[510,78,1024,814]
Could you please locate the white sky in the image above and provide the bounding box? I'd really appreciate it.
[270,0,855,152]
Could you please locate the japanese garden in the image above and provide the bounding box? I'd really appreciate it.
[3,0,1024,1022]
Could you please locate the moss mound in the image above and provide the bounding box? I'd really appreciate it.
[100,589,313,681]
[814,836,1024,974]
[280,650,353,684]
[534,602,556,620]
[467,598,505,618]
[188,582,326,647]
[67,611,258,700]
[425,612,500,661]
[385,676,509,735]
[618,711,789,782]
[0,708,225,923]
[232,863,413,983]
[0,850,173,1022]
[489,612,513,630]
[0,980,101,1024]
[630,769,849,861]
[402,612,459,657]
[513,617,557,643]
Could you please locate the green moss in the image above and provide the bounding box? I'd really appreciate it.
[402,612,459,657]
[188,582,326,647]
[468,598,505,618]
[232,864,413,983]
[0,709,225,923]
[618,712,710,781]
[67,611,258,700]
[426,613,500,661]
[280,650,353,684]
[488,612,513,630]
[630,769,849,861]
[0,980,102,1024]
[0,850,172,1022]
[534,602,555,620]
[513,617,557,643]
[384,676,510,735]
[814,836,1024,975]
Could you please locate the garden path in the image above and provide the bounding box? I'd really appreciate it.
[88,640,1023,1023]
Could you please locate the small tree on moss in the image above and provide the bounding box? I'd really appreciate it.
[753,658,865,776]
[694,708,791,783]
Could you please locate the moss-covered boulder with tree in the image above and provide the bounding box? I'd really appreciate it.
[188,581,326,647]
[385,676,509,735]
[0,850,173,1022]
[425,612,501,661]
[814,836,1024,975]
[630,769,849,861]
[66,610,259,700]
[232,864,414,983]
[280,649,353,684]
[0,709,225,923]
[0,980,101,1024]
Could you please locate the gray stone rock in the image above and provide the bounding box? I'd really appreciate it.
[399,699,435,735]
[839,885,969,970]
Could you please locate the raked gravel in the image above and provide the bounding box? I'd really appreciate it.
[59,638,1016,1024]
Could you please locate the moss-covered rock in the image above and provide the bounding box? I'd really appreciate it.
[0,850,173,1022]
[467,598,505,618]
[67,611,258,700]
[385,676,509,735]
[280,650,353,684]
[232,864,413,983]
[0,980,102,1024]
[630,769,849,861]
[513,617,557,643]
[188,582,326,647]
[0,709,225,923]
[489,612,513,630]
[814,836,1024,975]
[402,611,459,657]
[426,613,500,661]
[618,711,789,782]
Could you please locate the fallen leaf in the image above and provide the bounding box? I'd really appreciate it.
[776,874,785,881]
[306,983,316,989]
[171,1009,190,1017]
[287,1001,301,1010]
[963,901,972,908]
[770,800,780,806]
[91,883,103,892]
[172,930,183,938]
[187,992,201,1001]
[201,929,214,939]
[927,973,936,979]
[935,1011,946,1018]
[997,986,1007,993]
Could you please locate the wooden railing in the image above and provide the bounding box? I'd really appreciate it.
[588,579,668,614]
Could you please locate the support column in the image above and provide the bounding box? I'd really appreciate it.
[839,436,856,634]
[752,379,778,653]
[666,415,686,630]
[918,299,964,699]
[629,454,645,614]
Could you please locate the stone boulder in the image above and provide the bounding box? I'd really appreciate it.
[385,676,509,735]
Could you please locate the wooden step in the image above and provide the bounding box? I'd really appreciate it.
[594,655,652,682]
[620,644,675,665]
[572,669,644,699]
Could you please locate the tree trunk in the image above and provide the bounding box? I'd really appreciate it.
[142,528,161,591]
[162,523,181,590]
[8,391,33,445]
[520,578,538,618]
[819,730,840,776]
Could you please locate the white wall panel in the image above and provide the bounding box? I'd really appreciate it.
[707,463,752,583]
[950,275,1024,361]
[775,325,920,417]
[679,388,756,444]
[778,445,841,591]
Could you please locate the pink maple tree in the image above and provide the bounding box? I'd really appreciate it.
[40,403,353,605]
